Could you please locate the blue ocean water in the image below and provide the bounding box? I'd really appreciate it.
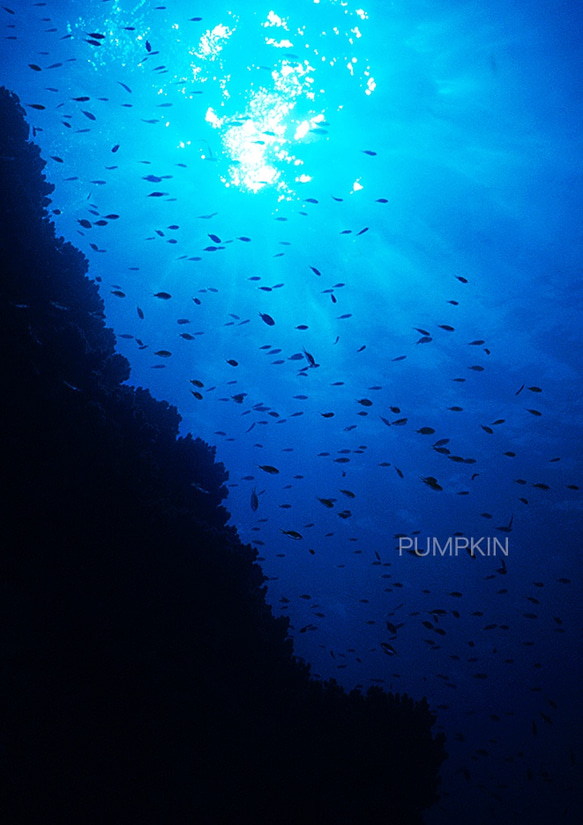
[2,0,582,821]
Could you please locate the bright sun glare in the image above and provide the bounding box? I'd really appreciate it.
[185,6,373,197]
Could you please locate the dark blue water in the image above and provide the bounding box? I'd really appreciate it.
[3,0,582,820]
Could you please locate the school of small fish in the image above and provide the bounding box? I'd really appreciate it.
[2,2,581,821]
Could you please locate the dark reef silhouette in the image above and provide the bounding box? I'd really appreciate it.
[0,85,446,825]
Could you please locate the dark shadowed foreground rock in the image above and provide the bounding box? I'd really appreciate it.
[0,85,446,825]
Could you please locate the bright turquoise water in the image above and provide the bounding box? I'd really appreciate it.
[3,1,582,820]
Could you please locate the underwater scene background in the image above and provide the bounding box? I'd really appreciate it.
[2,0,582,821]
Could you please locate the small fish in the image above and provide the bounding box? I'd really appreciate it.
[226,359,238,366]
[258,465,279,474]
[303,348,317,367]
[250,488,259,511]
[259,312,275,326]
[153,291,172,299]
[421,476,442,491]
[154,350,172,357]
[280,529,303,540]
[362,149,377,156]
[495,514,514,533]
